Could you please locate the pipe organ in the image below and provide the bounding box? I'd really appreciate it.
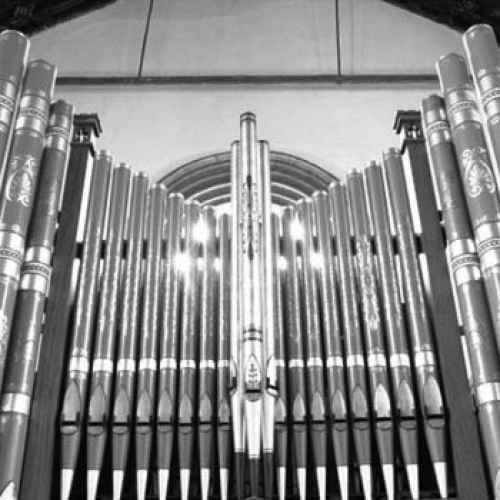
[2,22,500,500]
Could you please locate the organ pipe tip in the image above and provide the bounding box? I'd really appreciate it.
[158,469,170,500]
[347,168,360,177]
[421,94,445,115]
[0,483,16,500]
[297,467,307,500]
[382,464,395,500]
[219,468,229,500]
[464,23,493,38]
[277,467,286,500]
[29,59,55,70]
[180,469,191,500]
[96,149,114,160]
[240,111,257,122]
[406,464,419,500]
[384,147,400,158]
[87,470,100,500]
[315,466,327,500]
[337,466,349,500]
[61,469,74,500]
[168,192,184,200]
[202,205,216,217]
[112,470,124,500]
[135,170,149,178]
[311,189,327,200]
[152,182,167,192]
[328,180,340,190]
[0,29,29,40]
[359,465,372,500]
[437,52,465,64]
[117,162,131,170]
[365,160,378,168]
[186,198,201,209]
[136,469,148,500]
[201,468,211,500]
[433,462,447,499]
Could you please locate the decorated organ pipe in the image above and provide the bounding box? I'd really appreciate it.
[437,53,500,351]
[330,181,373,500]
[7,22,500,500]
[346,169,394,500]
[0,59,56,389]
[0,99,73,499]
[0,30,29,185]
[422,92,500,498]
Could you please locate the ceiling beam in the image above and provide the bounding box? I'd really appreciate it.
[57,73,438,86]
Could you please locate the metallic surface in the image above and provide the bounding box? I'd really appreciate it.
[59,151,112,500]
[364,162,419,499]
[112,172,148,500]
[329,181,373,500]
[282,206,308,500]
[177,200,201,500]
[384,149,447,498]
[86,163,131,500]
[347,169,394,500]
[135,184,167,500]
[423,93,500,498]
[157,192,184,500]
[437,52,500,356]
[0,100,72,500]
[0,59,56,389]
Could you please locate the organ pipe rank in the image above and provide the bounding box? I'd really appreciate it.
[1,21,500,500]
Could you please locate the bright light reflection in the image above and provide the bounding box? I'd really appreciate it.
[290,218,304,240]
[197,257,204,271]
[193,220,209,243]
[214,257,221,272]
[311,252,323,269]
[278,256,287,271]
[175,253,191,273]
